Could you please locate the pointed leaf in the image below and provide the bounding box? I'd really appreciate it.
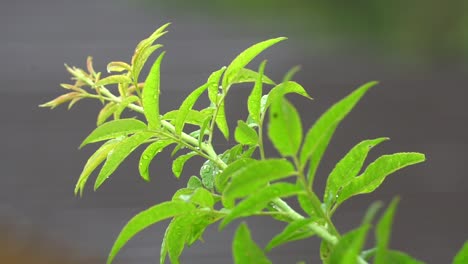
[97,102,118,126]
[142,52,165,130]
[80,119,147,148]
[187,176,203,189]
[336,153,425,207]
[268,98,302,157]
[172,152,197,178]
[114,96,140,119]
[265,81,312,110]
[375,198,400,264]
[95,132,153,190]
[324,137,389,210]
[106,201,194,264]
[134,23,170,55]
[234,120,258,145]
[95,75,132,86]
[232,68,275,85]
[175,83,209,135]
[221,183,303,229]
[139,140,173,181]
[200,159,221,190]
[266,218,316,251]
[207,66,226,104]
[190,188,215,208]
[223,37,286,89]
[453,241,468,264]
[232,223,272,264]
[163,109,211,126]
[248,61,267,123]
[215,101,229,139]
[374,250,425,264]
[223,159,296,205]
[165,214,195,264]
[107,61,131,73]
[300,81,378,186]
[215,158,255,193]
[132,44,163,82]
[329,225,370,264]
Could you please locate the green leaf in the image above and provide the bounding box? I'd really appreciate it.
[134,23,169,55]
[200,159,221,190]
[247,61,267,123]
[94,131,154,190]
[207,66,226,104]
[215,158,255,193]
[220,183,303,229]
[223,37,286,89]
[223,159,296,206]
[97,102,118,126]
[300,81,378,186]
[324,137,389,210]
[232,223,272,264]
[172,152,197,178]
[375,198,400,264]
[142,52,165,130]
[198,115,212,147]
[132,44,163,82]
[95,75,132,86]
[268,98,302,157]
[113,96,140,119]
[234,120,258,145]
[453,241,468,264]
[336,153,425,207]
[80,119,147,148]
[164,109,212,126]
[265,81,312,110]
[190,188,215,208]
[106,61,131,73]
[297,193,318,217]
[231,68,275,85]
[266,218,316,251]
[187,176,203,190]
[139,140,173,181]
[106,201,194,264]
[374,250,425,264]
[165,214,195,264]
[175,83,209,135]
[329,225,370,264]
[215,101,230,139]
[75,139,122,196]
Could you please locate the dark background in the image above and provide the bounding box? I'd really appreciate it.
[1,0,467,263]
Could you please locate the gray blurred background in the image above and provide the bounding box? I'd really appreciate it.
[1,0,467,263]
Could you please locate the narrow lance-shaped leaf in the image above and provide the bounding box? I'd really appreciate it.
[113,96,140,119]
[95,75,132,86]
[164,214,196,264]
[234,120,258,145]
[329,225,370,264]
[142,52,165,130]
[106,201,195,264]
[300,81,378,187]
[139,140,173,181]
[268,98,303,157]
[172,152,197,178]
[133,23,170,56]
[265,81,312,110]
[132,44,163,82]
[215,158,255,193]
[215,101,229,139]
[107,61,131,73]
[336,153,426,208]
[95,131,154,190]
[207,66,226,105]
[75,139,122,196]
[220,183,304,229]
[248,61,267,123]
[323,137,389,210]
[97,102,118,126]
[175,83,209,135]
[453,241,468,264]
[375,198,400,264]
[80,119,147,148]
[222,37,286,90]
[266,218,316,251]
[232,223,272,264]
[232,67,275,85]
[223,159,296,206]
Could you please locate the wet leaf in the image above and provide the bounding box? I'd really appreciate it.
[268,98,302,157]
[231,68,275,85]
[266,218,316,251]
[172,152,197,178]
[175,83,209,135]
[234,120,258,145]
[247,61,267,123]
[138,140,173,181]
[232,223,272,264]
[80,119,147,148]
[142,52,165,130]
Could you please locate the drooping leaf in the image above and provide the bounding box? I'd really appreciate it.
[375,198,400,264]
[231,67,275,85]
[265,81,311,110]
[164,214,195,264]
[187,176,203,190]
[329,225,370,264]
[114,96,140,119]
[223,159,296,206]
[94,132,154,190]
[139,140,173,181]
[215,158,255,193]
[215,100,229,139]
[175,83,209,135]
[232,223,272,264]
[187,210,223,246]
[300,81,378,186]
[266,218,316,251]
[336,153,425,207]
[323,137,389,210]
[107,61,132,73]
[80,119,147,148]
[220,183,303,229]
[222,37,286,89]
[234,120,258,145]
[142,52,165,130]
[95,75,132,87]
[172,152,197,178]
[190,188,215,208]
[75,138,122,196]
[106,201,194,264]
[97,102,118,126]
[268,98,302,157]
[207,66,226,104]
[163,109,211,126]
[132,44,163,82]
[247,61,267,123]
[453,241,468,264]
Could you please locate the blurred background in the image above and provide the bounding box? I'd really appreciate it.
[1,0,467,263]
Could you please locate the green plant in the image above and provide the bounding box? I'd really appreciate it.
[41,24,468,264]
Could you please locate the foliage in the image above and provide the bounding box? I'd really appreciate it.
[41,24,466,263]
